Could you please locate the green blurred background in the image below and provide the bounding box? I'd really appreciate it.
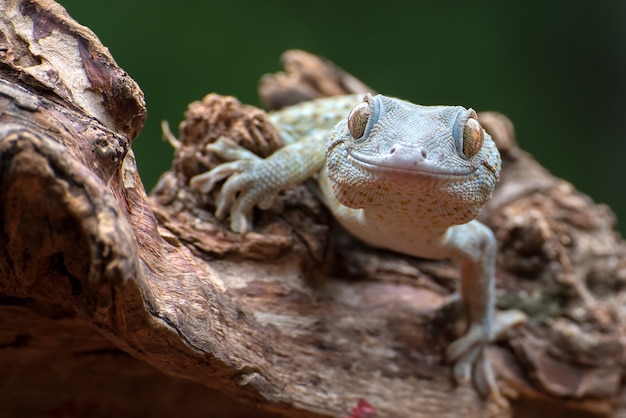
[57,1,626,233]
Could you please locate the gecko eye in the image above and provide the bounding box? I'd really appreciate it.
[347,101,370,139]
[461,115,484,158]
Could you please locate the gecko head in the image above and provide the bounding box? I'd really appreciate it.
[327,94,501,219]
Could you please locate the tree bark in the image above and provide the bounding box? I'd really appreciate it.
[2,2,626,417]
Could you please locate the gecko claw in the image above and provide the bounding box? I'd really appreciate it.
[472,351,498,399]
[451,346,479,385]
[188,137,263,232]
[445,322,497,397]
[446,322,488,364]
[446,310,526,400]
[206,136,261,161]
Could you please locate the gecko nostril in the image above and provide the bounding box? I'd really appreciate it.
[421,150,427,159]
[389,147,397,155]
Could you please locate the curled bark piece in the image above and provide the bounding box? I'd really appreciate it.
[259,49,374,109]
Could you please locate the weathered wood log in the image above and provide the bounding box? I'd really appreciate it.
[2,2,626,417]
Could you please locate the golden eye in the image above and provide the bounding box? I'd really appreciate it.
[462,116,484,158]
[347,102,370,139]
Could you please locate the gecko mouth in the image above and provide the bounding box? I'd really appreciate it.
[347,146,479,178]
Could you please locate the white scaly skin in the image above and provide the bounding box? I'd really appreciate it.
[190,94,507,399]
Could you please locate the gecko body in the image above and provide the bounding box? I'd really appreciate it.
[190,93,502,397]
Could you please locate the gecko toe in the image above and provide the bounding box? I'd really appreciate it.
[451,345,479,385]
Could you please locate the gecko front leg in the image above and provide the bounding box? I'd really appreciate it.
[443,220,499,396]
[190,134,328,232]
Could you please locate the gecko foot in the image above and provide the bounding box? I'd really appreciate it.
[189,136,282,232]
[446,310,527,402]
[446,322,495,396]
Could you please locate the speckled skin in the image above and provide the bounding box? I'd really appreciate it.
[190,94,502,398]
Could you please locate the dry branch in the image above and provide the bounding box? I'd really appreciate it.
[2,2,626,417]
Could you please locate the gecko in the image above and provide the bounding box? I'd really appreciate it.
[190,93,504,398]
